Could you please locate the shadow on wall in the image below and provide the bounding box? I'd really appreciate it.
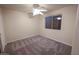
[0,33,3,53]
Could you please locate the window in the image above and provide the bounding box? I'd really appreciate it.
[45,15,62,30]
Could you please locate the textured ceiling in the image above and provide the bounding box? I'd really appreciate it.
[0,4,77,13]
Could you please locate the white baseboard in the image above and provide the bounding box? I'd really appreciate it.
[5,34,72,47]
[6,34,39,45]
[40,34,72,46]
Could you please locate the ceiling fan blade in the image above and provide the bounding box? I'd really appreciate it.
[27,12,33,17]
[39,12,43,15]
[39,9,47,12]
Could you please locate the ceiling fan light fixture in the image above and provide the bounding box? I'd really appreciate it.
[32,8,40,16]
[32,8,47,16]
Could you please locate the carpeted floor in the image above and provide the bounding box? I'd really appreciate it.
[5,35,72,55]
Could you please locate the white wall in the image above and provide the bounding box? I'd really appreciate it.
[0,8,5,51]
[2,8,40,44]
[40,5,77,46]
[72,5,79,55]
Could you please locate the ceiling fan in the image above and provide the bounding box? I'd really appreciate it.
[28,4,47,16]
